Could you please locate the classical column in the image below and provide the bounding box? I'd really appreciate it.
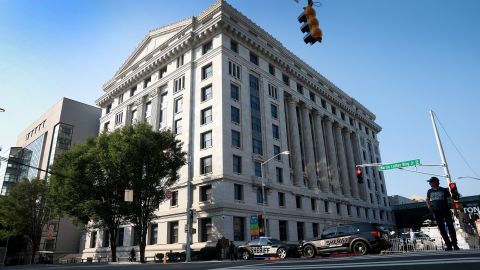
[125,104,133,126]
[343,128,360,199]
[135,98,145,123]
[149,89,161,131]
[286,98,303,186]
[351,132,368,201]
[300,105,316,189]
[313,111,329,192]
[334,124,351,197]
[323,117,341,194]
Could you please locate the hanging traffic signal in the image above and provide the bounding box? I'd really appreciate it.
[448,182,460,200]
[355,168,364,184]
[298,2,322,44]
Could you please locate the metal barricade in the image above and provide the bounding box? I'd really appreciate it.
[383,237,441,253]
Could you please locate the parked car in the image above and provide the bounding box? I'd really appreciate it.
[300,223,391,258]
[237,237,300,260]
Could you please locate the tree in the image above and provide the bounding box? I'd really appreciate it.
[121,123,186,263]
[0,179,54,264]
[49,132,131,262]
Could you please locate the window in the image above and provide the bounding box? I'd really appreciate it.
[309,91,315,102]
[143,76,151,88]
[233,155,242,174]
[174,119,182,134]
[234,184,243,201]
[365,208,369,218]
[174,75,185,93]
[297,222,305,241]
[256,187,266,204]
[268,84,278,99]
[170,191,178,206]
[230,83,240,101]
[331,106,336,115]
[253,138,263,155]
[201,63,213,79]
[176,54,184,68]
[228,61,241,80]
[117,228,124,247]
[103,230,109,247]
[279,220,288,241]
[230,39,238,53]
[201,107,212,125]
[201,84,213,102]
[311,198,316,211]
[145,101,152,119]
[168,221,178,244]
[202,41,212,54]
[272,124,279,140]
[341,112,346,121]
[131,109,137,123]
[106,103,112,114]
[324,201,329,213]
[373,210,377,219]
[274,145,281,160]
[199,218,212,242]
[201,131,212,149]
[130,86,137,97]
[278,192,285,207]
[254,161,262,177]
[233,217,245,241]
[312,223,319,238]
[321,99,327,109]
[150,224,158,245]
[370,193,374,203]
[115,112,123,126]
[159,66,167,79]
[347,205,351,216]
[297,83,304,94]
[268,63,275,76]
[200,156,212,175]
[231,106,240,124]
[160,92,168,123]
[103,121,110,132]
[174,97,183,113]
[336,203,341,215]
[322,226,337,238]
[296,195,302,209]
[282,73,290,86]
[90,231,97,248]
[200,184,212,201]
[276,167,283,183]
[231,130,241,147]
[250,51,259,65]
[118,93,124,104]
[349,117,354,126]
[271,104,278,119]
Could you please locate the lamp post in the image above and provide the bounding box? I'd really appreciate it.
[260,150,289,237]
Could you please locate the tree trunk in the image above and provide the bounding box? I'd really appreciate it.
[109,228,118,262]
[139,239,146,263]
[30,239,39,265]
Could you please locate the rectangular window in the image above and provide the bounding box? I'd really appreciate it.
[271,104,278,119]
[106,103,112,114]
[174,119,182,134]
[312,223,319,238]
[234,184,243,201]
[118,93,124,104]
[202,40,212,54]
[117,228,124,247]
[200,218,212,242]
[103,121,110,132]
[347,205,351,216]
[201,63,213,80]
[231,130,241,147]
[233,217,245,241]
[278,192,285,207]
[230,83,240,101]
[331,106,337,115]
[274,145,281,160]
[174,97,183,113]
[233,155,242,174]
[168,221,178,244]
[231,106,240,124]
[160,92,167,123]
[250,51,259,65]
[145,101,152,119]
[174,75,185,93]
[282,73,290,86]
[370,193,374,203]
[279,220,288,242]
[309,91,315,102]
[321,99,326,109]
[150,224,158,245]
[365,208,369,218]
[159,66,167,79]
[200,156,212,175]
[130,86,137,97]
[200,185,212,201]
[297,83,304,94]
[252,138,263,155]
[357,206,361,217]
[349,117,354,126]
[115,112,123,126]
[256,187,266,204]
[228,61,241,80]
[201,84,213,102]
[297,222,304,241]
[254,161,262,177]
[201,131,212,149]
[272,124,279,140]
[90,231,97,248]
[170,191,178,206]
[337,203,341,215]
[143,76,151,88]
[311,198,316,211]
[269,63,275,76]
[268,84,278,99]
[230,39,238,53]
[201,107,212,125]
[103,230,109,247]
[324,201,329,213]
[341,112,346,121]
[296,195,302,209]
[131,109,137,123]
[176,54,184,68]
[276,167,283,183]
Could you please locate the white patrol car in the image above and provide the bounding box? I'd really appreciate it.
[237,237,300,260]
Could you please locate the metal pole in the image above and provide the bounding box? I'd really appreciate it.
[185,145,192,262]
[429,110,452,185]
[261,163,267,237]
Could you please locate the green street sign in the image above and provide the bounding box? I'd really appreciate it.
[379,159,421,171]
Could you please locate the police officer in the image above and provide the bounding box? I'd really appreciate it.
[426,177,459,251]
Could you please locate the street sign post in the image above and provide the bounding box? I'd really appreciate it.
[379,159,420,171]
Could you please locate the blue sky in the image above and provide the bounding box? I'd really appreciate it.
[1,0,479,198]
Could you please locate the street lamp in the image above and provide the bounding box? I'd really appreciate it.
[260,150,290,237]
[457,176,480,181]
[0,108,4,112]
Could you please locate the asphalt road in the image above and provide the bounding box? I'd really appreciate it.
[7,250,480,270]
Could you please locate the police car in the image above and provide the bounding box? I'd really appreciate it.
[300,223,391,257]
[237,237,300,260]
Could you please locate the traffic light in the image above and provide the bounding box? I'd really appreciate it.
[449,182,460,200]
[298,2,322,44]
[355,168,364,184]
[258,215,264,236]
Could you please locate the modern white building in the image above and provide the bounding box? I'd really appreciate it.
[85,0,394,259]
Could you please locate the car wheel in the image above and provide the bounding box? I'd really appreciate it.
[303,244,316,258]
[352,241,369,256]
[241,250,250,260]
[277,248,287,259]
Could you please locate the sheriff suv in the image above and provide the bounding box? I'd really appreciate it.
[237,237,300,260]
[301,223,391,257]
